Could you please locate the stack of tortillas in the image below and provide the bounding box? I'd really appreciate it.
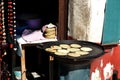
[44,23,56,39]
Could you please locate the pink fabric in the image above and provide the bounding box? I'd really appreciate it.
[22,29,45,42]
[42,25,47,32]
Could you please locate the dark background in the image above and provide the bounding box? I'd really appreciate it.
[5,0,59,79]
[15,0,58,24]
[15,0,59,79]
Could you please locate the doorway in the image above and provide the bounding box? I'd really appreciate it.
[15,0,68,39]
[14,0,69,80]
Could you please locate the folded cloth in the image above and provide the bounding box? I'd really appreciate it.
[22,29,46,42]
[17,35,57,56]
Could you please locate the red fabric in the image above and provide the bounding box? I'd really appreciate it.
[91,45,120,79]
[90,53,112,80]
[111,45,120,79]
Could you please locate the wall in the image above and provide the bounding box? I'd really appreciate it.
[68,0,106,43]
[68,0,90,40]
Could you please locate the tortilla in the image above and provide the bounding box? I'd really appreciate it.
[45,48,56,53]
[45,28,56,32]
[51,45,62,49]
[55,52,67,56]
[59,44,70,49]
[70,44,81,48]
[57,49,69,54]
[80,47,93,52]
[67,48,80,52]
[75,51,89,55]
[68,53,81,57]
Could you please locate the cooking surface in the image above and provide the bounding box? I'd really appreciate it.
[39,40,104,61]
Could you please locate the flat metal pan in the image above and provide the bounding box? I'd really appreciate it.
[38,40,104,62]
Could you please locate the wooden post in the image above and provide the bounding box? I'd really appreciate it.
[58,0,68,40]
[21,46,26,80]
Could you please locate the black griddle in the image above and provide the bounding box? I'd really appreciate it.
[38,40,104,62]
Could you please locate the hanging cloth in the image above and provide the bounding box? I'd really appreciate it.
[102,0,120,45]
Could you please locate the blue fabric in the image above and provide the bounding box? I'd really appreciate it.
[16,26,28,35]
[102,0,120,44]
[59,69,90,80]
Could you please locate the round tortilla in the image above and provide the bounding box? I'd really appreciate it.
[45,28,56,32]
[68,53,81,57]
[59,44,70,49]
[57,49,69,54]
[67,48,80,52]
[75,51,89,55]
[70,44,81,48]
[45,48,56,53]
[80,47,93,52]
[51,45,62,49]
[54,52,67,56]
